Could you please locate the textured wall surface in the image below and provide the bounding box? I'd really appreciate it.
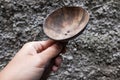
[0,0,120,80]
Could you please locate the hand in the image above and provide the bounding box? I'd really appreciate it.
[0,40,63,80]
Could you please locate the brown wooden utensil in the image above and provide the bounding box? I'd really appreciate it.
[43,6,89,41]
[40,6,89,80]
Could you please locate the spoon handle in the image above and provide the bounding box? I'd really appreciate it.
[40,58,55,80]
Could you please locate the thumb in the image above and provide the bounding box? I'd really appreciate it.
[38,43,63,66]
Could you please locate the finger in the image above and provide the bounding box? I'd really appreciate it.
[38,43,63,66]
[52,66,59,72]
[34,39,55,52]
[54,56,62,67]
[52,56,62,72]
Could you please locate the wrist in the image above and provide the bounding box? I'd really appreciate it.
[0,71,8,80]
[0,69,14,80]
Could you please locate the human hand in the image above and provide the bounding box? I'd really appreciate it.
[0,40,63,80]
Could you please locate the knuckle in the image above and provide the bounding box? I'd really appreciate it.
[24,42,33,47]
[52,44,61,52]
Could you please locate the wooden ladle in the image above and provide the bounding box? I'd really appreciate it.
[43,6,89,41]
[40,6,89,80]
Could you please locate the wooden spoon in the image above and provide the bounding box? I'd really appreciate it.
[40,6,89,80]
[43,6,89,41]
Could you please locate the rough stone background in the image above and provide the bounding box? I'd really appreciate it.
[0,0,120,80]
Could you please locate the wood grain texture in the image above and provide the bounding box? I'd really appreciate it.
[43,6,89,41]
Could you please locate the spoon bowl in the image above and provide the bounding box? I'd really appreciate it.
[43,6,89,41]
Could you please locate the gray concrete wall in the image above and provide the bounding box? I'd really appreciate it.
[0,0,120,80]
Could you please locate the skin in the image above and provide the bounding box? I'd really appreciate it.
[0,40,63,80]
